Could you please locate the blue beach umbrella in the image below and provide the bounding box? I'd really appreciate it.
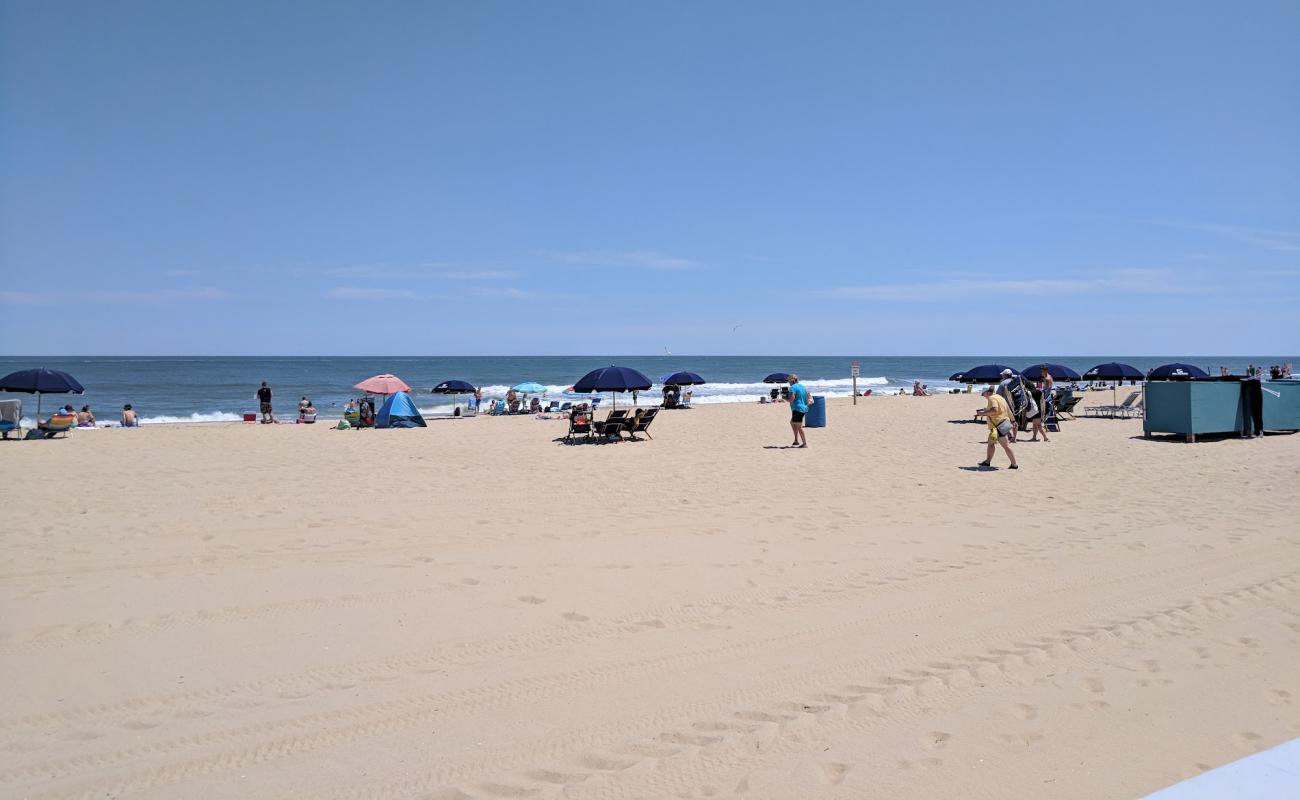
[1147,363,1209,380]
[1021,363,1082,382]
[512,382,547,395]
[956,364,1019,384]
[1083,361,1146,409]
[0,368,85,418]
[432,379,476,394]
[432,379,477,415]
[1082,362,1144,382]
[573,365,652,410]
[660,371,706,386]
[763,372,792,384]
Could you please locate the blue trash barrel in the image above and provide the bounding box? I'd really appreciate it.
[804,395,827,428]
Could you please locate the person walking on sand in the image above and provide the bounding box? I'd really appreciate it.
[256,381,274,424]
[975,385,1018,469]
[787,374,811,448]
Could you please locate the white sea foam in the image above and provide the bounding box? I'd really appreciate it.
[139,411,244,425]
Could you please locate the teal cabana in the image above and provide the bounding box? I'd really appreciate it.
[1143,380,1300,442]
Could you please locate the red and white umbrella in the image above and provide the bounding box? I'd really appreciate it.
[354,374,412,395]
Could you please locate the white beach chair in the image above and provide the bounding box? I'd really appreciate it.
[0,399,21,439]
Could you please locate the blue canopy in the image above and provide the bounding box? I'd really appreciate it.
[376,391,427,428]
[1148,363,1209,380]
[0,368,85,395]
[1021,363,1082,381]
[1083,362,1144,381]
[573,366,652,393]
[956,364,1019,384]
[512,382,546,394]
[763,372,792,384]
[661,371,706,386]
[432,379,476,394]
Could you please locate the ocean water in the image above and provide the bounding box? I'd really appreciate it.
[0,355,1292,425]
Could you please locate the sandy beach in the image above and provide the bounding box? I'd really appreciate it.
[1,393,1297,799]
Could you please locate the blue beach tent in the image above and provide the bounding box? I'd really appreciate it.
[376,391,427,428]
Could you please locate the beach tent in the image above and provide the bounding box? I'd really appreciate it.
[376,391,426,428]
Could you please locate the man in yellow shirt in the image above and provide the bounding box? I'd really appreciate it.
[975,385,1018,469]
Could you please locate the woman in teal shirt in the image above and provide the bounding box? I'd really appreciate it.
[788,374,810,448]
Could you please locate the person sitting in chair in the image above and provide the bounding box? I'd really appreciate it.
[299,399,317,424]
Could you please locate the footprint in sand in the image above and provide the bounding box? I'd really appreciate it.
[1009,703,1039,720]
[922,731,952,749]
[818,762,851,785]
[561,612,590,622]
[1233,731,1264,752]
[1078,677,1106,694]
[517,595,547,604]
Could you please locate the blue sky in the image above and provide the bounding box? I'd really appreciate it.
[1,1,1297,356]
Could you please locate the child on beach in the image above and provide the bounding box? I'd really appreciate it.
[975,385,1018,469]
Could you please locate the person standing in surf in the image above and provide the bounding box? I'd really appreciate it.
[788,374,810,448]
[256,381,274,424]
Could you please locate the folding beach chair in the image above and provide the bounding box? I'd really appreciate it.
[564,408,593,443]
[1085,391,1140,419]
[0,399,21,440]
[1054,394,1083,419]
[592,410,628,443]
[624,407,659,441]
[38,413,76,439]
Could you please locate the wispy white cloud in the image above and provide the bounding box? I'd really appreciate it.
[0,291,45,305]
[326,287,417,300]
[545,250,702,270]
[87,287,237,303]
[825,269,1206,301]
[1163,222,1300,253]
[1,287,236,304]
[473,287,539,299]
[325,264,516,280]
[439,270,516,280]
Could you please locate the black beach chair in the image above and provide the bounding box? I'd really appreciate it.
[624,408,659,441]
[592,410,628,443]
[564,409,593,443]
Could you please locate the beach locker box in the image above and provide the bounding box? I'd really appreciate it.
[1143,382,1244,439]
[1263,380,1300,431]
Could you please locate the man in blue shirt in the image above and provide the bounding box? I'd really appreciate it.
[788,374,810,448]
